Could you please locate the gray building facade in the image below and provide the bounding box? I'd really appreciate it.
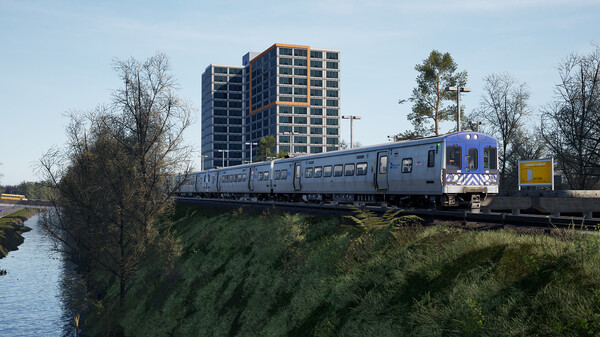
[202,43,340,169]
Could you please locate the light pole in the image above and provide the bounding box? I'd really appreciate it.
[216,149,229,168]
[245,142,257,163]
[199,155,208,171]
[341,115,361,148]
[283,131,298,156]
[444,86,472,132]
[470,121,486,133]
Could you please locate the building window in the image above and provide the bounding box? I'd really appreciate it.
[326,90,338,97]
[310,50,323,59]
[279,57,292,65]
[294,48,307,57]
[280,47,292,55]
[326,61,338,69]
[311,70,322,77]
[311,79,322,87]
[280,67,293,75]
[294,77,307,85]
[310,127,323,134]
[326,118,339,126]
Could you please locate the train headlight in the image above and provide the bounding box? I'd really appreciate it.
[466,134,471,139]
[474,135,478,140]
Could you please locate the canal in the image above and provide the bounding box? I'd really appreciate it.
[0,214,85,336]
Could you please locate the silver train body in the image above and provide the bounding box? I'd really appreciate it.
[176,131,499,209]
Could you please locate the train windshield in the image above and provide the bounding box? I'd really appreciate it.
[446,145,462,170]
[484,146,498,170]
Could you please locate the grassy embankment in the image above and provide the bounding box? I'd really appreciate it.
[88,205,600,336]
[0,208,34,258]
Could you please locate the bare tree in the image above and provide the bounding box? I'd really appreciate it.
[39,53,194,303]
[472,73,531,188]
[503,128,548,188]
[541,46,600,189]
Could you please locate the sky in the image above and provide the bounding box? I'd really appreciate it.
[1,0,599,185]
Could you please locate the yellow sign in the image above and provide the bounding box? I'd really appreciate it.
[519,159,553,186]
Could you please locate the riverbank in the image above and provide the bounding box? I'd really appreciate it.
[0,209,37,259]
[84,204,600,336]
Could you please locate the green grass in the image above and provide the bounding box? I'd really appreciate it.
[86,205,600,336]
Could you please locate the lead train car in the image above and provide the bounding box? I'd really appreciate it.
[176,131,499,209]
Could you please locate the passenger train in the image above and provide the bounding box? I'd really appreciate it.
[175,131,499,209]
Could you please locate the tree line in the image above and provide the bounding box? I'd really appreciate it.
[396,46,600,190]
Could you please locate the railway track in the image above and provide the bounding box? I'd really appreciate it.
[176,197,600,231]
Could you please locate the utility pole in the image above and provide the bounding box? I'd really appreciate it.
[283,131,298,156]
[444,86,471,132]
[216,149,229,168]
[470,121,486,133]
[341,115,362,148]
[245,142,257,163]
[199,155,208,171]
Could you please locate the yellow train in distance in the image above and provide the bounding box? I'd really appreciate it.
[1,193,28,201]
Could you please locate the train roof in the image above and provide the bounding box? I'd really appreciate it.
[192,131,497,174]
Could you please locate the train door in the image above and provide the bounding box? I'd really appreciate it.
[216,172,221,191]
[248,168,255,191]
[375,151,389,190]
[293,162,302,191]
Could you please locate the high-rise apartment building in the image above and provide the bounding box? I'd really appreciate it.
[202,43,340,169]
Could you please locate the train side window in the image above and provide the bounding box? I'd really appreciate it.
[483,146,498,170]
[242,173,247,181]
[379,156,388,174]
[344,163,355,176]
[356,162,368,175]
[314,166,323,178]
[323,165,332,177]
[305,167,314,178]
[468,148,478,170]
[428,150,435,167]
[264,171,269,180]
[333,164,343,177]
[281,169,288,180]
[275,170,281,180]
[258,172,264,181]
[402,158,413,173]
[446,145,462,170]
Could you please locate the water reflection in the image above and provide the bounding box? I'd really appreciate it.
[0,214,87,336]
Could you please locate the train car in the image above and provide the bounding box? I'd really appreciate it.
[176,131,499,209]
[1,193,28,201]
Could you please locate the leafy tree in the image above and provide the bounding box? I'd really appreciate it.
[255,135,276,162]
[407,50,467,136]
[472,73,531,188]
[39,53,193,303]
[541,46,600,189]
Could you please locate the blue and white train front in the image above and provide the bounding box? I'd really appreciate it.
[441,132,499,209]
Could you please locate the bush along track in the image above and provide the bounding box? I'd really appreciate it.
[0,209,35,259]
[86,205,600,336]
